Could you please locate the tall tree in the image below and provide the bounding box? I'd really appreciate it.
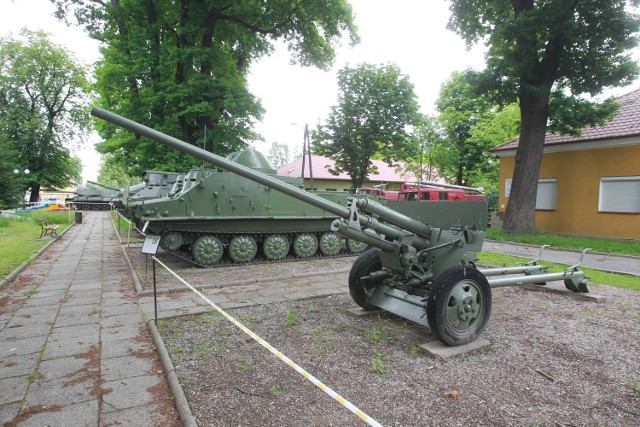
[53,0,358,177]
[466,103,520,192]
[313,63,420,189]
[0,30,88,202]
[448,0,640,233]
[435,70,493,186]
[402,115,443,182]
[267,141,290,168]
[97,154,134,188]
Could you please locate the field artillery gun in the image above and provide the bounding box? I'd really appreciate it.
[92,107,590,346]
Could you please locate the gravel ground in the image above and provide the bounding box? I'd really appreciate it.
[156,261,640,427]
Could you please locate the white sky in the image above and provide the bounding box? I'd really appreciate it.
[1,0,638,182]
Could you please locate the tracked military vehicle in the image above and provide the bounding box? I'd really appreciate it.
[70,181,119,210]
[124,148,370,265]
[115,171,180,222]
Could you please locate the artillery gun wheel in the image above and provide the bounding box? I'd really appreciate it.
[346,239,368,254]
[348,248,382,311]
[229,235,258,262]
[319,232,342,256]
[263,235,290,260]
[192,236,224,266]
[161,232,184,252]
[293,234,318,258]
[426,266,491,346]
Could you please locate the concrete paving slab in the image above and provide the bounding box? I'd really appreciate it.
[520,284,606,302]
[101,355,155,382]
[0,402,21,425]
[38,356,89,381]
[24,376,96,407]
[102,375,161,413]
[0,335,48,357]
[42,337,97,360]
[0,376,29,405]
[0,353,39,380]
[0,322,52,340]
[419,337,491,361]
[100,403,176,426]
[19,398,99,427]
[101,323,144,344]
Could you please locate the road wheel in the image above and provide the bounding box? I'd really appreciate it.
[426,266,491,346]
[293,233,318,258]
[160,231,183,252]
[192,236,224,266]
[346,239,368,254]
[348,248,382,311]
[263,235,289,260]
[229,235,257,263]
[319,232,342,256]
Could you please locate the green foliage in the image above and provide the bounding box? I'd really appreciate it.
[97,154,134,188]
[486,228,640,257]
[370,351,384,375]
[267,142,291,168]
[286,309,299,326]
[53,0,358,176]
[0,30,89,202]
[313,63,421,188]
[447,0,640,233]
[435,70,495,186]
[402,115,443,182]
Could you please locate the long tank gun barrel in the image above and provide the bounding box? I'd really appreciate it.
[86,180,120,192]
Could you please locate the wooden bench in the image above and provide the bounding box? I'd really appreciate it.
[39,219,59,239]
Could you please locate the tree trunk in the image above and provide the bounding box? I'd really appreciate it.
[503,92,550,234]
[29,183,41,203]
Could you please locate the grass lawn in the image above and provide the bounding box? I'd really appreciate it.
[486,228,640,256]
[0,212,73,279]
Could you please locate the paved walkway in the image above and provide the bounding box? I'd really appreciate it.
[0,212,179,426]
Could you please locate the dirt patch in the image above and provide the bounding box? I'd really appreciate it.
[160,284,640,426]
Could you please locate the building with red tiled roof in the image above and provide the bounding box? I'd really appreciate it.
[492,87,640,239]
[277,155,443,191]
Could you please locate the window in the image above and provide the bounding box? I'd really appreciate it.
[536,179,557,210]
[599,176,640,213]
[504,178,557,210]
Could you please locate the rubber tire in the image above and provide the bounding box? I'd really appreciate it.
[426,266,492,346]
[348,248,382,311]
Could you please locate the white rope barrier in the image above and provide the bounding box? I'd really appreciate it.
[152,256,383,427]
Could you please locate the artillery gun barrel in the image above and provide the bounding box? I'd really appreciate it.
[91,107,350,219]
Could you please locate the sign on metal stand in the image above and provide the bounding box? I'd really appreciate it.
[141,235,161,323]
